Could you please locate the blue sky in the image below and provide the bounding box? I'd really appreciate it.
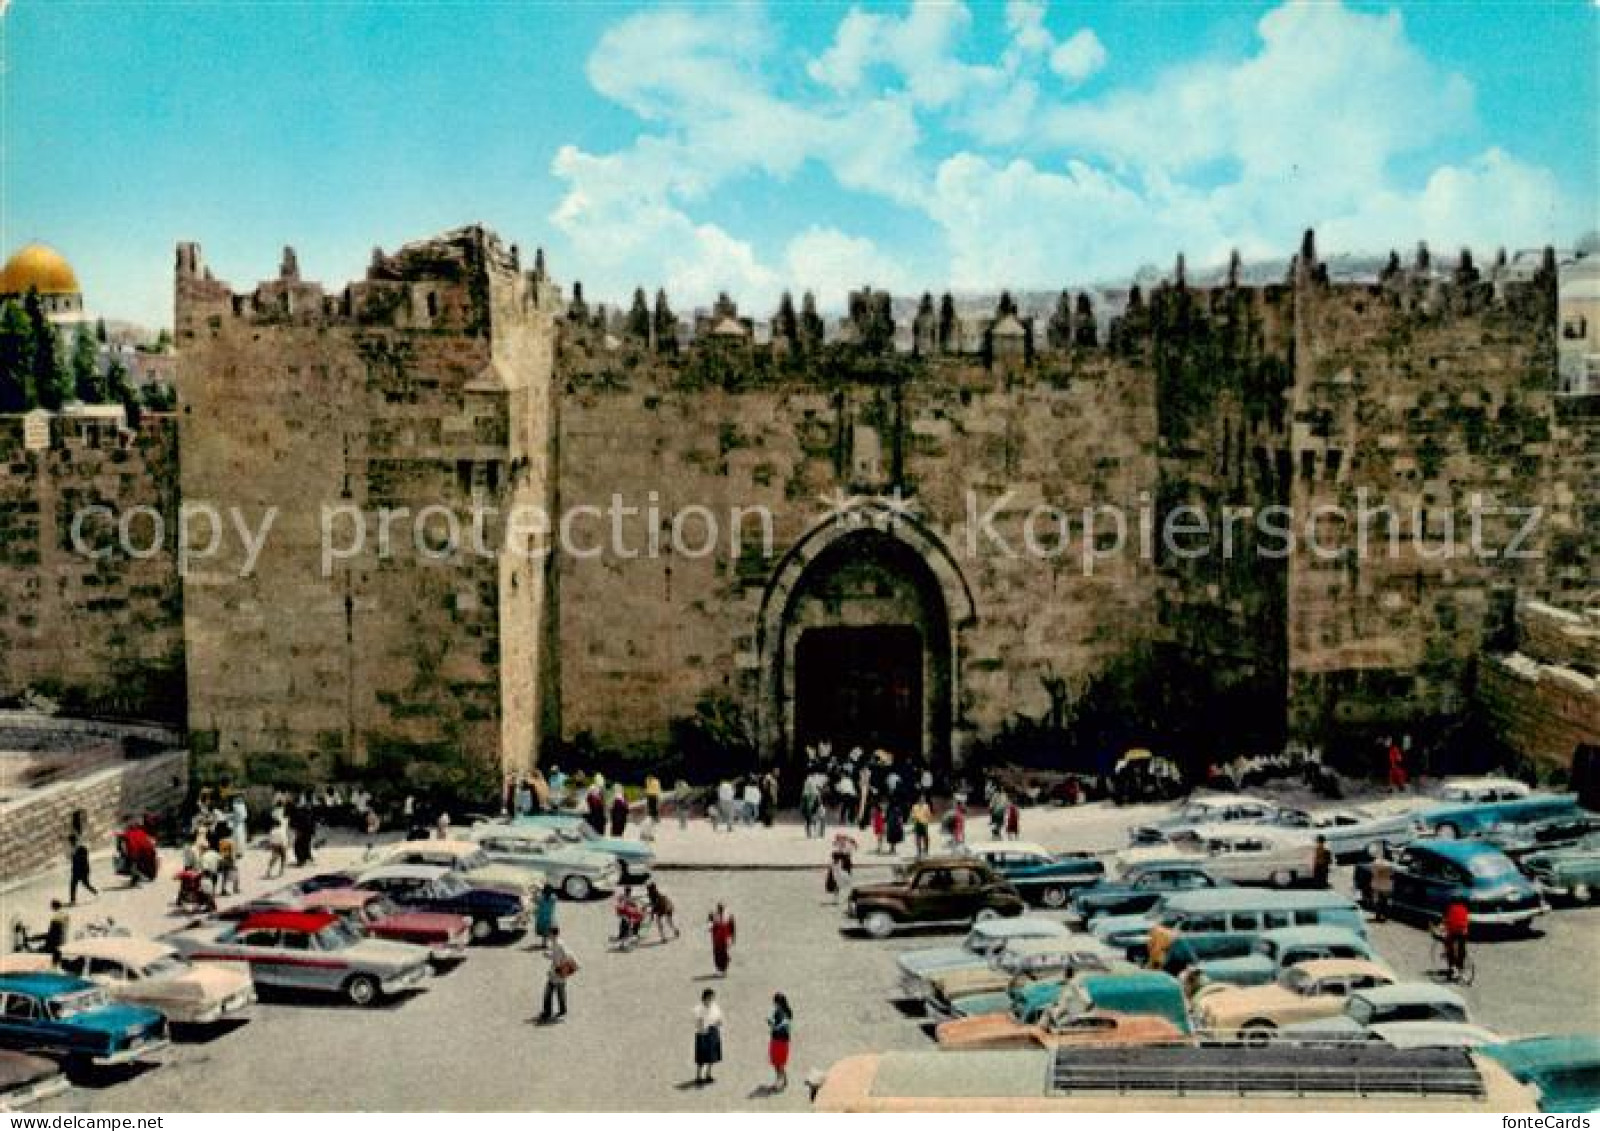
[3,1,1595,326]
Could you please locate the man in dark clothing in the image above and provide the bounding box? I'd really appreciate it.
[68,835,97,904]
[44,901,70,964]
[1312,835,1333,889]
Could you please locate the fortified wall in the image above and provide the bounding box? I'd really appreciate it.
[0,225,1590,787]
[0,410,185,720]
[173,228,559,788]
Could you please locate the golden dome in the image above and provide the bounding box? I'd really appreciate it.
[0,244,81,296]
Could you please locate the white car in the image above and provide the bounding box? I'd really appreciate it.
[1117,825,1316,887]
[1130,794,1287,845]
[1263,800,1427,862]
[465,823,622,900]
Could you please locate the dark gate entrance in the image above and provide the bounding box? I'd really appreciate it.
[794,625,923,757]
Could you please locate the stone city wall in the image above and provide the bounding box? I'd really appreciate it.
[0,412,185,721]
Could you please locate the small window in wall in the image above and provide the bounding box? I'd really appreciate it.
[1324,449,1344,480]
[1300,450,1317,481]
[427,292,439,319]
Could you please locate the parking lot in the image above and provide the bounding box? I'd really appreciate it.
[15,802,1600,1112]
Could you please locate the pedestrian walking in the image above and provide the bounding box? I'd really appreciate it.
[1004,799,1020,841]
[945,801,967,850]
[989,789,1007,839]
[68,835,98,904]
[1369,845,1395,921]
[265,818,289,878]
[715,780,736,832]
[910,797,932,858]
[645,775,662,823]
[586,786,606,834]
[693,989,724,1084]
[674,779,692,830]
[742,780,761,826]
[646,881,680,941]
[767,993,793,1092]
[609,785,629,837]
[1387,739,1408,792]
[885,805,905,855]
[218,835,241,895]
[614,886,645,950]
[871,803,886,853]
[532,884,559,949]
[539,927,575,1022]
[230,795,249,854]
[708,903,736,976]
[363,806,381,858]
[44,901,70,965]
[1312,835,1333,888]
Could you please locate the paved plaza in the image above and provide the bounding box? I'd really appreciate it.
[6,802,1597,1112]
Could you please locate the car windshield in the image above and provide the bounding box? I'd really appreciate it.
[1466,854,1520,881]
[140,954,187,979]
[1279,967,1314,994]
[316,922,361,950]
[368,896,400,918]
[458,849,493,870]
[431,873,470,897]
[50,989,110,1019]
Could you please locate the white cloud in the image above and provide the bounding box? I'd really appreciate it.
[1049,30,1106,85]
[784,227,911,306]
[551,1,1583,309]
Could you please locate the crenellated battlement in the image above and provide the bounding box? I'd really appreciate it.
[555,230,1558,390]
[174,225,561,346]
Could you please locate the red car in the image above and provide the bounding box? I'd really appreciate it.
[298,888,471,965]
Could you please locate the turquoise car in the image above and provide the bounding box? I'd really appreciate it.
[1481,1035,1600,1113]
[1521,832,1600,903]
[1186,926,1384,992]
[1411,794,1582,841]
[950,976,1069,1023]
[0,972,169,1066]
[512,814,654,881]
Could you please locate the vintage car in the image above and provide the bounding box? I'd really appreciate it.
[0,1050,69,1109]
[0,972,169,1066]
[813,1046,1543,1113]
[1190,957,1397,1041]
[57,937,255,1026]
[935,1008,1184,1052]
[1278,983,1473,1041]
[1520,831,1600,902]
[895,917,1068,1000]
[1129,793,1289,846]
[1090,888,1367,960]
[1435,776,1533,804]
[374,839,545,898]
[167,910,431,1006]
[296,888,472,963]
[1481,1035,1600,1114]
[923,935,1127,1019]
[937,971,1191,1047]
[1410,794,1581,841]
[962,841,1105,908]
[1116,825,1316,888]
[510,814,655,881]
[848,857,1025,940]
[1182,926,1387,995]
[1479,813,1600,858]
[1262,800,1427,862]
[355,864,531,941]
[1069,861,1231,923]
[1352,839,1546,930]
[1367,1021,1503,1050]
[466,823,623,900]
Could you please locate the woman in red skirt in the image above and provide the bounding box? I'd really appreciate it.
[767,992,793,1092]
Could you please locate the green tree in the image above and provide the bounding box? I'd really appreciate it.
[24,292,71,411]
[0,300,35,412]
[72,326,105,403]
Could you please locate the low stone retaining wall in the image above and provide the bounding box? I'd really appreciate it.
[1478,652,1600,773]
[0,747,188,884]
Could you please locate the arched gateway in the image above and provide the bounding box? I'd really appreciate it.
[756,502,977,775]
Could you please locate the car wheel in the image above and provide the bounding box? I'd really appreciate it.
[470,917,495,942]
[863,911,896,939]
[1571,883,1592,903]
[563,874,593,901]
[345,974,379,1007]
[1242,1020,1277,1046]
[1436,823,1460,840]
[973,907,1001,924]
[1270,870,1293,888]
[1040,885,1069,909]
